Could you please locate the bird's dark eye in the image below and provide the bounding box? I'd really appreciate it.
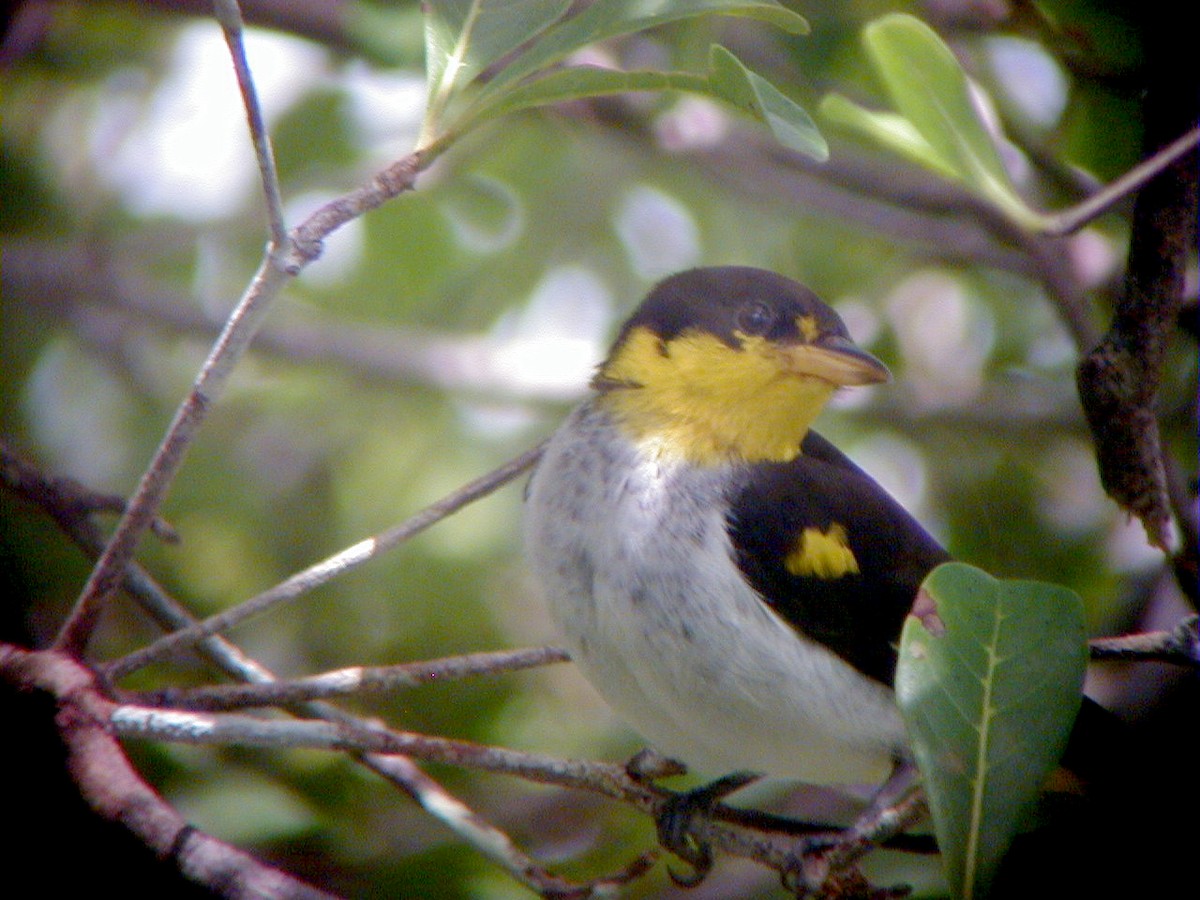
[736,301,774,335]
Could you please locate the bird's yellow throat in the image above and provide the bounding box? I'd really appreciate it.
[594,325,839,466]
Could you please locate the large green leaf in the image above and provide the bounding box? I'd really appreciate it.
[819,93,957,179]
[895,562,1087,899]
[457,45,825,160]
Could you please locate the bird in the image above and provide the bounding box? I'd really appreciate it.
[524,266,946,791]
[521,266,1168,894]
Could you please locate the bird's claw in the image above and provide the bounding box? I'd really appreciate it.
[653,770,762,887]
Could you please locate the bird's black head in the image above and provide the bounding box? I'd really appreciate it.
[616,267,848,350]
[592,267,888,465]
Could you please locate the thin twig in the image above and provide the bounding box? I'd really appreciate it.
[1,439,292,686]
[5,444,600,894]
[103,700,805,858]
[103,693,931,889]
[53,6,426,657]
[55,256,293,656]
[1044,125,1200,236]
[1089,616,1200,667]
[353,749,657,899]
[102,443,545,681]
[109,702,643,798]
[131,646,571,711]
[56,150,423,657]
[212,0,288,248]
[286,155,423,270]
[55,1,297,656]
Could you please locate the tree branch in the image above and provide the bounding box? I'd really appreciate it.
[1075,124,1198,551]
[1089,616,1200,667]
[1,645,338,899]
[1045,126,1200,236]
[130,646,570,711]
[213,0,289,249]
[102,442,543,681]
[54,0,428,657]
[2,446,622,897]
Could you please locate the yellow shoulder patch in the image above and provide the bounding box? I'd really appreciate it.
[785,524,860,579]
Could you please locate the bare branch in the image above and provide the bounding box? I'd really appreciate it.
[55,0,309,655]
[105,700,798,862]
[1089,616,1200,668]
[103,443,544,680]
[132,646,571,711]
[1,646,337,899]
[287,155,423,270]
[353,751,657,899]
[1045,125,1200,236]
[1,439,178,544]
[1,439,293,686]
[4,446,594,894]
[1076,135,1197,551]
[53,0,427,657]
[55,255,294,656]
[55,168,426,658]
[212,0,289,248]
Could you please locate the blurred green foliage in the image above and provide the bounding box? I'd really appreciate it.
[1,1,1193,897]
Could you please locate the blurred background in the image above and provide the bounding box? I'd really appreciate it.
[2,1,1195,896]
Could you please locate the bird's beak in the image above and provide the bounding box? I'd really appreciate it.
[780,336,891,386]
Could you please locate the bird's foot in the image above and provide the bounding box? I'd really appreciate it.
[625,751,763,886]
[658,770,763,887]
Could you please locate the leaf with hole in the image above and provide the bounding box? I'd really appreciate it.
[895,562,1087,899]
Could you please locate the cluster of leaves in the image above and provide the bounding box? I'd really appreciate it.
[418,0,825,160]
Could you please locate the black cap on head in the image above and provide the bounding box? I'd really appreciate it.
[612,267,853,352]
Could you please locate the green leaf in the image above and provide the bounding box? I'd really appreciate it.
[422,0,573,141]
[344,2,428,69]
[825,13,1046,230]
[864,15,1008,188]
[421,0,811,156]
[819,93,957,179]
[706,45,826,159]
[455,47,824,160]
[462,65,706,121]
[895,562,1087,899]
[475,0,809,108]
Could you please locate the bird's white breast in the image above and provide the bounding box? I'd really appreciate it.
[524,403,908,785]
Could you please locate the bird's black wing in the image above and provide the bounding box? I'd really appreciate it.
[727,430,950,687]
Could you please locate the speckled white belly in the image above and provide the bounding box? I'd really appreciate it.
[524,404,908,785]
